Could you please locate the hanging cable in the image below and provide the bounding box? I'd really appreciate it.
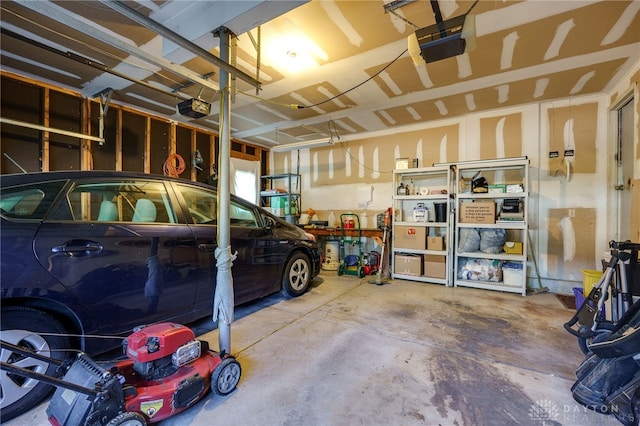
[237,48,409,110]
[163,153,186,177]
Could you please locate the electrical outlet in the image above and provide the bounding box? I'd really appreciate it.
[568,208,575,218]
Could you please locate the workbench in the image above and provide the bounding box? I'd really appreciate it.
[303,227,384,239]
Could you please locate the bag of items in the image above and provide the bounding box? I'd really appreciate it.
[479,228,507,254]
[458,228,480,252]
[572,353,640,426]
[457,258,503,282]
[571,298,640,426]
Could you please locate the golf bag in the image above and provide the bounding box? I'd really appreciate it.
[571,299,640,425]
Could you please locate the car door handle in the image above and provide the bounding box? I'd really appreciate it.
[198,243,217,252]
[52,240,103,256]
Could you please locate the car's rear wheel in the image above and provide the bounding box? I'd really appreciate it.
[281,252,312,297]
[0,307,71,422]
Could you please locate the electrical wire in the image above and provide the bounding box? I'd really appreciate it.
[163,153,186,177]
[235,90,303,110]
[338,142,394,176]
[237,47,409,110]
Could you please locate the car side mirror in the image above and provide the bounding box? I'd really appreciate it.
[264,216,277,232]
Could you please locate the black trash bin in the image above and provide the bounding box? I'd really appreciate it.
[434,202,447,223]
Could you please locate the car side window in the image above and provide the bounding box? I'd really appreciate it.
[0,181,66,220]
[230,202,258,227]
[53,180,177,223]
[174,184,217,225]
[174,184,257,227]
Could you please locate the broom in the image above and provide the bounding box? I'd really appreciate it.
[527,230,550,294]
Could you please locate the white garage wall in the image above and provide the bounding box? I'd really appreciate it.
[271,60,640,293]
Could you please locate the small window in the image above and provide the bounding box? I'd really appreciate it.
[53,180,176,223]
[0,181,66,220]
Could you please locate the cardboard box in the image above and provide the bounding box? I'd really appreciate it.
[394,225,426,250]
[503,241,523,255]
[427,236,445,251]
[459,201,496,224]
[424,255,446,279]
[395,254,423,276]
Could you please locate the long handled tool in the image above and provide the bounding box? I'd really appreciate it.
[370,207,392,285]
[527,229,550,295]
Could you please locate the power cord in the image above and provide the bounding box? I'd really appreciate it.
[237,48,409,110]
[163,153,186,177]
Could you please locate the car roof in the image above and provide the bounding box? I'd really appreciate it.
[1,170,189,185]
[0,170,230,197]
[0,170,285,223]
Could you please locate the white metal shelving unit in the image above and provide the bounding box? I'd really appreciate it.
[391,165,453,286]
[452,157,530,296]
[260,173,301,224]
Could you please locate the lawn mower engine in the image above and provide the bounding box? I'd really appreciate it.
[124,322,201,381]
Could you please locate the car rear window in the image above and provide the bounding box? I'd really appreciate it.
[0,181,67,220]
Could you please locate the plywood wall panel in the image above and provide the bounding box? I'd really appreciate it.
[480,113,522,160]
[305,124,459,186]
[547,102,598,177]
[547,208,597,280]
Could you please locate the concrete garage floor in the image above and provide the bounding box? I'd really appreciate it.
[7,272,619,426]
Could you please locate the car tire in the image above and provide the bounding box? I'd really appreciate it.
[0,307,71,422]
[211,357,241,396]
[281,252,312,297]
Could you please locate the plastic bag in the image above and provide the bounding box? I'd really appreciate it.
[458,258,503,282]
[458,228,480,252]
[479,228,507,254]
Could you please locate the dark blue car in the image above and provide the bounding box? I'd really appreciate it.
[0,171,320,420]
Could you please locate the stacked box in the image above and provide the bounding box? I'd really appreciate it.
[459,201,496,224]
[427,236,445,250]
[394,226,426,250]
[424,255,446,279]
[394,254,423,276]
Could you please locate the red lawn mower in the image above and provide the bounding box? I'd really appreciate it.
[0,322,241,425]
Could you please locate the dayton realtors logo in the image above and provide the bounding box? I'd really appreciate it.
[529,399,559,424]
[529,399,630,424]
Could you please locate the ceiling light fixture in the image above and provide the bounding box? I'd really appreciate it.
[271,137,335,152]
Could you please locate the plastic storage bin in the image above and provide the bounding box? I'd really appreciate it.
[582,269,603,296]
[502,262,524,286]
